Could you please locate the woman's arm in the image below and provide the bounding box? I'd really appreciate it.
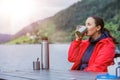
[68,39,81,62]
[68,31,85,62]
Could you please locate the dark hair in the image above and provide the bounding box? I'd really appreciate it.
[90,16,104,32]
[90,16,117,43]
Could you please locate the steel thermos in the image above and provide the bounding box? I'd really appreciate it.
[41,37,49,70]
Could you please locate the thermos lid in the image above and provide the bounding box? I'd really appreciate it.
[41,36,48,40]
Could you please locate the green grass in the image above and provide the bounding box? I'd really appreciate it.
[7,36,32,44]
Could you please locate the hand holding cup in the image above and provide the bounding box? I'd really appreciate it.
[75,25,87,40]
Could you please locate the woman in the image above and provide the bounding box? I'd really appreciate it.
[68,16,116,72]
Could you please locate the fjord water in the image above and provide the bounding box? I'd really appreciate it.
[0,44,72,72]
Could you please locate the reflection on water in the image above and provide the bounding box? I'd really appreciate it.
[0,44,72,72]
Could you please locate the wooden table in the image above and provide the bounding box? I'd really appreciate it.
[0,69,106,80]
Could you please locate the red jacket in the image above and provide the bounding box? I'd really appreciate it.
[68,38,115,72]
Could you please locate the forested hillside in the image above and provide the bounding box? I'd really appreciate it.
[8,0,120,44]
[53,0,120,42]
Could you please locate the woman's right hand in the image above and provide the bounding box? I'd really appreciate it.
[75,32,83,41]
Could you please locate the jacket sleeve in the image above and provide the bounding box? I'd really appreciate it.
[84,43,115,72]
[68,39,81,62]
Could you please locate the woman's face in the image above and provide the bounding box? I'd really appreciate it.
[85,17,99,37]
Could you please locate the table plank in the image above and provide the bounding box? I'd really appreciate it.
[0,69,106,80]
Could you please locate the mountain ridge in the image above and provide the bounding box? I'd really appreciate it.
[0,33,12,43]
[6,0,120,44]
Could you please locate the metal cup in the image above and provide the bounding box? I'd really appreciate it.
[75,25,87,36]
[33,58,40,70]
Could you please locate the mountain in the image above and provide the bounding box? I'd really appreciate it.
[52,0,120,42]
[12,17,52,40]
[12,21,40,40]
[0,34,12,43]
[10,0,120,44]
[53,0,120,31]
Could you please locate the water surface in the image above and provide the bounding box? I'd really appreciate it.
[0,44,72,72]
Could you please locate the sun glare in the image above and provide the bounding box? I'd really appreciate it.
[0,0,37,17]
[0,0,38,34]
[0,0,79,34]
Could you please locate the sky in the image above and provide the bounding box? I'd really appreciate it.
[0,0,81,35]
